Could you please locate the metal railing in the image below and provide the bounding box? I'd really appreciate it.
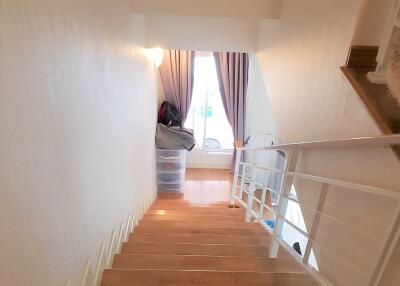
[231,134,400,286]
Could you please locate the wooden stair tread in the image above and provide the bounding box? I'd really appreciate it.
[128,233,271,245]
[143,213,245,222]
[138,220,264,229]
[112,254,304,273]
[121,242,275,257]
[134,225,266,235]
[151,199,231,205]
[147,209,245,216]
[102,269,318,286]
[150,204,244,210]
[151,204,233,209]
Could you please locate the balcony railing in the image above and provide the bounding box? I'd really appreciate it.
[231,134,400,286]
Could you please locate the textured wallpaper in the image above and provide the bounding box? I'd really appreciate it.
[0,1,157,285]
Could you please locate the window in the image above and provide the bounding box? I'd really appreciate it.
[184,52,234,151]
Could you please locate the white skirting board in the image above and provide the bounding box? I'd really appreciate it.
[63,189,157,286]
[186,151,232,169]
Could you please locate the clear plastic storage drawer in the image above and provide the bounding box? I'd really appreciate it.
[156,149,186,193]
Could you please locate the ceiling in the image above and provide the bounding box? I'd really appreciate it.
[130,0,282,19]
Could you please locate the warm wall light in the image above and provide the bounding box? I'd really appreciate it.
[145,47,164,69]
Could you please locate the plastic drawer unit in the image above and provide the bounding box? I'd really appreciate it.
[156,149,186,193]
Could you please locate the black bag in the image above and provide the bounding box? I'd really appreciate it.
[158,101,183,127]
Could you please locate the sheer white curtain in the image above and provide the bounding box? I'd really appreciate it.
[184,52,234,151]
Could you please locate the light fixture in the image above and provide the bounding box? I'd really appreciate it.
[145,47,164,69]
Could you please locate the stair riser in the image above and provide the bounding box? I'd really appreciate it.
[149,205,245,212]
[134,226,266,235]
[128,234,271,245]
[151,200,232,206]
[143,214,244,222]
[138,220,262,229]
[113,254,303,273]
[121,243,271,257]
[147,209,244,216]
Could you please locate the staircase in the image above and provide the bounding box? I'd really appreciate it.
[101,195,318,286]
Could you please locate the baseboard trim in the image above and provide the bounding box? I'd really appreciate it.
[66,189,157,286]
[186,161,231,169]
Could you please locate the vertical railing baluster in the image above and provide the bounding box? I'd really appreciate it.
[245,160,257,222]
[258,150,271,221]
[258,188,267,221]
[303,183,329,264]
[239,154,247,201]
[270,149,299,258]
[231,149,242,204]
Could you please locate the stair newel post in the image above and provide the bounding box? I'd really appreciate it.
[270,149,299,258]
[245,150,257,223]
[231,149,242,204]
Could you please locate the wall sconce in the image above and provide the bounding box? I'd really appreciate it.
[145,47,164,69]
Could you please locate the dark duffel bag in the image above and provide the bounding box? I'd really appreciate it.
[157,101,183,127]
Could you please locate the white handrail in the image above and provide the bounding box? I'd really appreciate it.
[237,134,400,151]
[231,134,400,286]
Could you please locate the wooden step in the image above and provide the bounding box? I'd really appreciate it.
[128,233,271,245]
[157,193,184,199]
[147,209,245,216]
[121,242,271,257]
[102,269,318,286]
[150,203,233,209]
[152,199,232,205]
[151,203,235,209]
[143,213,244,222]
[149,204,244,211]
[134,225,265,236]
[138,220,263,230]
[112,254,303,273]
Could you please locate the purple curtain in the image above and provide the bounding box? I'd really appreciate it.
[213,52,249,172]
[159,50,195,122]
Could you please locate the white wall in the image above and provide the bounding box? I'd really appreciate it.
[352,0,394,46]
[131,0,282,19]
[144,14,260,52]
[245,54,279,183]
[246,54,278,148]
[256,0,400,285]
[257,0,400,189]
[0,1,158,286]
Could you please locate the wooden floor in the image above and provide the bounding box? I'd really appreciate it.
[101,168,317,286]
[182,168,233,203]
